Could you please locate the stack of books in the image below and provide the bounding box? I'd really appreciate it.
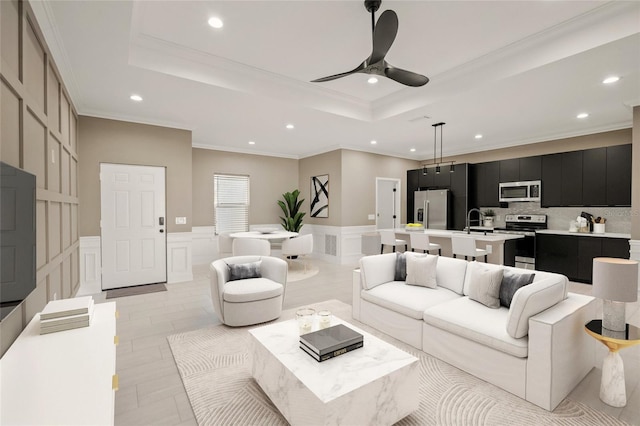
[39,296,95,335]
[300,324,364,362]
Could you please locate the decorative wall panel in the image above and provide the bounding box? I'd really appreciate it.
[0,0,80,357]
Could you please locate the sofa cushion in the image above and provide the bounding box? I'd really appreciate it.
[506,276,567,338]
[394,252,407,281]
[434,256,468,295]
[362,282,459,320]
[463,261,503,296]
[423,297,529,358]
[223,277,283,303]
[500,270,535,308]
[406,254,438,288]
[468,264,503,308]
[227,260,262,281]
[360,253,397,290]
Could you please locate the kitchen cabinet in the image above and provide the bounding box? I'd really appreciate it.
[419,168,435,188]
[606,144,632,206]
[536,233,630,283]
[519,156,542,181]
[450,164,468,230]
[472,161,500,207]
[582,148,607,206]
[499,159,519,183]
[561,151,583,206]
[541,154,562,207]
[407,169,420,222]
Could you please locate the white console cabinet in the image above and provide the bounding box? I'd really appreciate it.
[0,302,117,425]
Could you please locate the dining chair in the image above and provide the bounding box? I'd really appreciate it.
[379,230,408,254]
[409,232,442,255]
[281,234,314,272]
[451,235,488,262]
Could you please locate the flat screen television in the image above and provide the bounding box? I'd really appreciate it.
[0,162,37,321]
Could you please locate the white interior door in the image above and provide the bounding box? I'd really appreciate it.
[376,178,401,229]
[100,164,166,290]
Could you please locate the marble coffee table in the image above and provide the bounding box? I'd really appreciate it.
[248,317,418,425]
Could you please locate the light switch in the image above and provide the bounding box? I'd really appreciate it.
[368,214,375,220]
[175,217,187,225]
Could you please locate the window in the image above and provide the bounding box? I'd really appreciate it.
[214,174,249,234]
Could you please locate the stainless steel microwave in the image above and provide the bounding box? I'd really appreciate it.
[499,180,541,202]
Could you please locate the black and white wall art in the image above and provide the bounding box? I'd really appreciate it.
[310,174,329,218]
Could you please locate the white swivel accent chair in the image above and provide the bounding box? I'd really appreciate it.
[281,234,313,272]
[232,238,271,256]
[209,255,288,326]
[451,235,488,262]
[379,230,408,254]
[410,232,442,255]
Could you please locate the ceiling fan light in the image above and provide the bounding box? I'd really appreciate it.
[367,77,378,84]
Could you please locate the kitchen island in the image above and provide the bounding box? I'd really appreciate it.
[382,228,523,265]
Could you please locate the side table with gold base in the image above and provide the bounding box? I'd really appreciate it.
[584,320,640,407]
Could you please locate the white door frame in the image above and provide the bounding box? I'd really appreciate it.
[100,163,167,289]
[375,177,402,229]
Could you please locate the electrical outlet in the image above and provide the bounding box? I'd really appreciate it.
[175,217,187,225]
[486,244,493,254]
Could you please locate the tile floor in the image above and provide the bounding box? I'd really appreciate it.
[93,258,640,425]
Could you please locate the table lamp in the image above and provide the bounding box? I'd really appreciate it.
[592,257,639,332]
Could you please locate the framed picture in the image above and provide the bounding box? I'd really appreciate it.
[310,174,329,218]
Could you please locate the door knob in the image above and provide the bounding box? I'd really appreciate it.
[160,229,164,233]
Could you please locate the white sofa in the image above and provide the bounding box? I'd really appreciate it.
[352,252,596,411]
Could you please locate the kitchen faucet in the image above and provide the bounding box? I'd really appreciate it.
[466,208,484,234]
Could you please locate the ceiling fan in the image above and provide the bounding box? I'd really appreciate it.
[311,0,429,87]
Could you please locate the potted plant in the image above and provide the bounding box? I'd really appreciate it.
[278,189,305,232]
[483,209,496,227]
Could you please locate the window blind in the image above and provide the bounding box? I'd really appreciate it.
[214,174,250,234]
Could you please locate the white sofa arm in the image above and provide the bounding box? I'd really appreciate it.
[525,292,596,411]
[352,268,362,320]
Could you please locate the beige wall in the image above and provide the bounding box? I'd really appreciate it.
[192,148,299,227]
[1,0,79,356]
[78,117,192,236]
[440,129,631,165]
[341,150,419,226]
[299,150,342,226]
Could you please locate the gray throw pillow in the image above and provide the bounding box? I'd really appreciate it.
[468,265,504,309]
[394,252,407,281]
[227,261,262,281]
[500,270,535,308]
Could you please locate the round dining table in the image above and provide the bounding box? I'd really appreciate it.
[229,230,298,240]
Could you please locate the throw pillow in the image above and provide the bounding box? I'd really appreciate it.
[468,264,504,308]
[227,260,262,281]
[499,270,535,308]
[394,252,407,281]
[406,254,438,288]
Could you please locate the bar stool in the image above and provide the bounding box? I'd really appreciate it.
[409,233,442,255]
[379,230,408,254]
[451,235,488,262]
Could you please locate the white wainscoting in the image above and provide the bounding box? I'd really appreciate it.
[304,224,376,265]
[77,236,102,296]
[167,232,193,283]
[192,226,217,265]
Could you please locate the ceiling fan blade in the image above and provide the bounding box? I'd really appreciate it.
[385,66,429,87]
[311,62,365,83]
[369,10,398,64]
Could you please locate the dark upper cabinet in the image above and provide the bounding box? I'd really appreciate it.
[519,156,541,181]
[561,151,583,206]
[499,159,519,183]
[606,144,632,206]
[473,161,500,207]
[434,166,451,188]
[407,169,420,223]
[582,147,607,206]
[419,168,435,188]
[541,154,562,207]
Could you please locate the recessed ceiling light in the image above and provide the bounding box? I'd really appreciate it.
[286,124,294,129]
[130,94,143,102]
[474,134,483,139]
[602,76,620,84]
[576,113,589,119]
[410,148,416,152]
[208,17,223,29]
[370,140,377,145]
[367,77,378,84]
[248,141,255,145]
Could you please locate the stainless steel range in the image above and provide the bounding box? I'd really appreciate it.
[493,214,547,270]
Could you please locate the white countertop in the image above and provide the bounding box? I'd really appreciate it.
[390,228,524,242]
[536,229,630,239]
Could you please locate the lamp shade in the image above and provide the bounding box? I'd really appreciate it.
[592,257,638,302]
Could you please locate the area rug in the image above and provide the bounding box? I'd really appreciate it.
[286,262,320,282]
[167,300,625,426]
[105,283,167,299]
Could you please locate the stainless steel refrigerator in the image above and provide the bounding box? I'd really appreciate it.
[414,189,449,230]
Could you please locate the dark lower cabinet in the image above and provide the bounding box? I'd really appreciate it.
[536,233,630,283]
